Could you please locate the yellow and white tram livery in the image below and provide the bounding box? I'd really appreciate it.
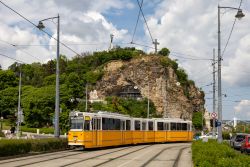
[68,111,193,148]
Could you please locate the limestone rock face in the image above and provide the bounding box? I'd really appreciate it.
[95,56,205,120]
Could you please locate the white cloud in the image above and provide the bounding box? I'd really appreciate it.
[234,100,250,119]
[0,0,131,69]
[223,34,250,86]
[147,0,250,87]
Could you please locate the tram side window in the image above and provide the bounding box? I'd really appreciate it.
[121,120,125,130]
[142,122,146,130]
[126,120,131,130]
[164,123,169,130]
[177,123,182,130]
[102,118,107,130]
[84,120,90,130]
[182,123,187,130]
[135,120,141,130]
[148,121,153,131]
[114,119,121,130]
[109,118,114,130]
[170,123,177,130]
[157,122,164,130]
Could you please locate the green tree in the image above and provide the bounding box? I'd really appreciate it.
[0,87,18,118]
[192,111,203,130]
[66,72,82,98]
[158,48,170,57]
[21,86,55,127]
[0,70,18,90]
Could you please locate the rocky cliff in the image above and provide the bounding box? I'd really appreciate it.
[94,55,205,120]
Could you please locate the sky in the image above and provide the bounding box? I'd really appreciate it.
[0,0,250,120]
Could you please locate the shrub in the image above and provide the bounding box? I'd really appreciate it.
[222,132,231,140]
[0,138,67,157]
[192,140,250,167]
[0,139,32,157]
[0,131,5,137]
[21,126,54,134]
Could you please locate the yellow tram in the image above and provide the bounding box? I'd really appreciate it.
[68,111,193,148]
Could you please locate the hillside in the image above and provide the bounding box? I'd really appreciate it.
[95,55,205,120]
[0,47,205,131]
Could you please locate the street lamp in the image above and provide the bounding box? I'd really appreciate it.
[217,5,244,143]
[16,63,22,137]
[37,14,60,138]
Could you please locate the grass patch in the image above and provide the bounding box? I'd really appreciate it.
[192,140,250,167]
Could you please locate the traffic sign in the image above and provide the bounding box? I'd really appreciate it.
[217,121,221,127]
[211,112,217,118]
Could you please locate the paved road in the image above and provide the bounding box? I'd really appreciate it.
[0,143,193,167]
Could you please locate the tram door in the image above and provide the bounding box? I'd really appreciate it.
[92,118,101,146]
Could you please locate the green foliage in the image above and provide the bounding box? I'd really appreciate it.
[91,97,160,118]
[160,57,178,71]
[0,131,5,137]
[158,47,170,56]
[21,85,55,127]
[192,140,250,167]
[84,70,103,84]
[176,68,188,85]
[0,138,67,157]
[192,112,203,130]
[222,132,231,140]
[0,70,18,91]
[20,126,54,134]
[0,87,18,118]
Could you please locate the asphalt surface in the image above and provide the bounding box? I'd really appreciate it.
[0,143,193,167]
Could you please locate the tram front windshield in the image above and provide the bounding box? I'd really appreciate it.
[70,117,83,129]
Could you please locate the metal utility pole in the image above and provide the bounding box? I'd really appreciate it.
[217,6,223,143]
[55,14,60,138]
[85,83,88,112]
[153,39,159,54]
[212,48,216,137]
[16,64,22,137]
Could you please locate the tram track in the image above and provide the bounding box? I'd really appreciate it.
[172,146,189,167]
[0,149,77,165]
[9,146,132,167]
[92,144,153,167]
[140,145,179,167]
